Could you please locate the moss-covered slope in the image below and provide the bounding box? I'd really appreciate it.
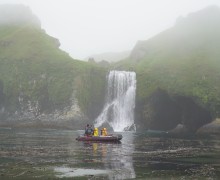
[0,5,107,125]
[119,6,220,118]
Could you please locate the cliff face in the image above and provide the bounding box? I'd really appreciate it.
[135,89,212,133]
[119,6,220,132]
[0,5,107,129]
[1,5,220,132]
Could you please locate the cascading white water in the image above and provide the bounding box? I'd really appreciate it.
[94,71,136,132]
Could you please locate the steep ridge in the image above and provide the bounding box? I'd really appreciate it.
[0,4,107,128]
[118,6,220,132]
[1,4,220,132]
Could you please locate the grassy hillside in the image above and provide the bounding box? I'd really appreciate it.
[117,6,220,117]
[0,24,106,118]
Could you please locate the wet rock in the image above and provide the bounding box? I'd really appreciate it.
[196,118,220,135]
[168,124,189,134]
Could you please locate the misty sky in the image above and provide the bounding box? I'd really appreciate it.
[1,0,220,60]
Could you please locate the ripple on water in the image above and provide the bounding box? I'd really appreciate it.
[54,166,110,178]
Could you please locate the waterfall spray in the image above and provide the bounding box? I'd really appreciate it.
[94,71,136,132]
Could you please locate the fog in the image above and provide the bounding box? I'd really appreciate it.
[0,4,40,27]
[0,0,220,60]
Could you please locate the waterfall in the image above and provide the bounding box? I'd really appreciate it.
[94,71,136,132]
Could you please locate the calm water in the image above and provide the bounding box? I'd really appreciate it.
[0,128,220,179]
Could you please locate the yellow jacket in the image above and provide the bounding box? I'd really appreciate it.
[102,128,107,136]
[93,128,99,136]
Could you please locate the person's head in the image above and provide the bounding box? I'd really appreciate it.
[94,128,98,131]
[103,128,106,131]
[87,124,89,127]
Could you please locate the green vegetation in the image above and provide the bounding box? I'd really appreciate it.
[0,24,107,115]
[116,6,220,117]
[1,4,220,129]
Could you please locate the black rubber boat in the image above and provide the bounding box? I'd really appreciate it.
[76,134,122,142]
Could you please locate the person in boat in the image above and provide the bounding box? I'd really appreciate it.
[102,128,108,136]
[85,124,93,136]
[85,124,89,135]
[93,127,99,136]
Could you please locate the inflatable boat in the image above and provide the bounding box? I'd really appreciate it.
[76,134,122,142]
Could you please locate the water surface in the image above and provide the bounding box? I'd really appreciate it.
[0,128,220,179]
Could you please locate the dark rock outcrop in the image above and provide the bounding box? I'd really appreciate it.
[136,89,181,131]
[175,96,212,132]
[136,89,213,133]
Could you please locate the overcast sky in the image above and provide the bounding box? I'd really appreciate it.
[1,0,220,60]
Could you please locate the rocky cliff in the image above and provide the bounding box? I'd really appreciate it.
[118,6,220,133]
[0,5,107,129]
[1,5,220,133]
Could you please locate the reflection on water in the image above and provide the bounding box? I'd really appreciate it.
[103,132,135,179]
[0,128,220,179]
[82,132,136,179]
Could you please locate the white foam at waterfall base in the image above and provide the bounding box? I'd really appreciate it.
[94,71,136,132]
